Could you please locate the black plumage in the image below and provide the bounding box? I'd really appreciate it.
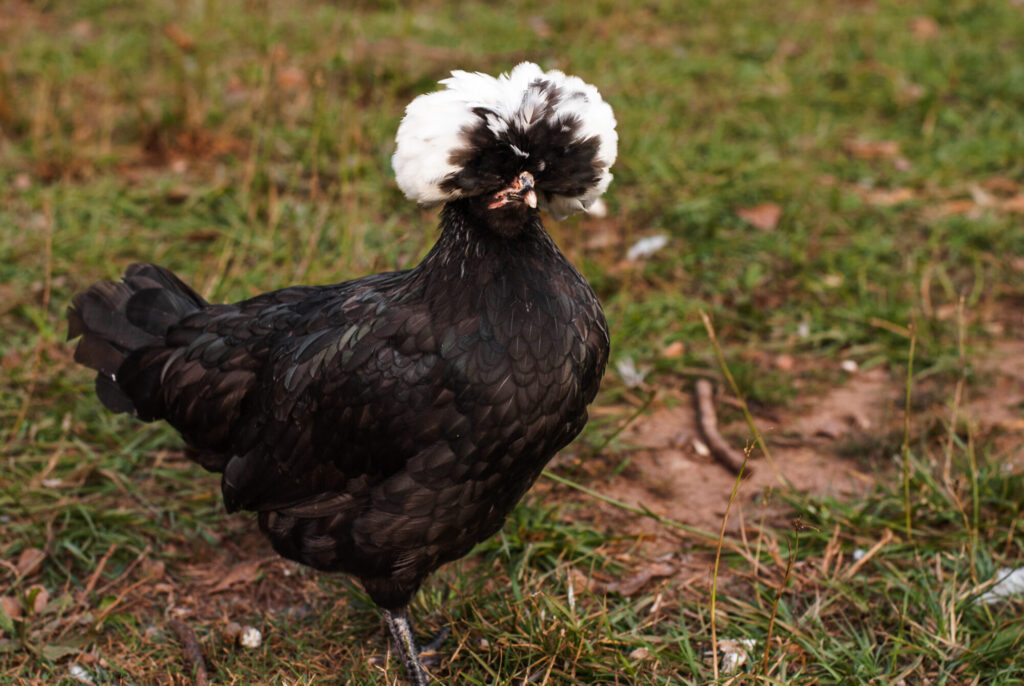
[68,63,613,685]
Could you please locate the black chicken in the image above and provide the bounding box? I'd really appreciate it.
[68,62,616,685]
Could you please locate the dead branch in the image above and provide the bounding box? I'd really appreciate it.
[843,528,895,579]
[168,619,209,686]
[694,379,750,476]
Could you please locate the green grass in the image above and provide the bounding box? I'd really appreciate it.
[2,0,1024,683]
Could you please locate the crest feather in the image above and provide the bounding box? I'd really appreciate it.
[393,62,617,218]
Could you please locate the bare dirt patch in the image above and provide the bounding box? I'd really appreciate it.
[586,366,896,538]
[973,341,1024,429]
[966,339,1024,466]
[574,337,1024,553]
[569,368,897,552]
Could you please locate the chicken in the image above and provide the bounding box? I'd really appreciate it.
[68,62,616,685]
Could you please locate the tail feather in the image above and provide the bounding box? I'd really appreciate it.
[95,374,137,414]
[126,287,201,336]
[68,263,207,416]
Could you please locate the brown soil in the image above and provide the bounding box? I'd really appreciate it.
[578,342,1024,547]
[573,367,893,543]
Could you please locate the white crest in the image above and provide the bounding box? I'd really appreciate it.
[392,62,617,219]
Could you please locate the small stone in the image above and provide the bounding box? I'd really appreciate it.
[239,626,262,648]
[69,664,94,684]
[840,359,859,373]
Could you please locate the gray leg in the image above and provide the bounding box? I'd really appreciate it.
[381,606,430,686]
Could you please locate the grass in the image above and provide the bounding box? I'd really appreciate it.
[2,0,1024,683]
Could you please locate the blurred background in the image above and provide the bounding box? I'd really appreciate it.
[2,1,1023,683]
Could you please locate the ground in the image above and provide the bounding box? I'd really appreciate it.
[2,0,1024,684]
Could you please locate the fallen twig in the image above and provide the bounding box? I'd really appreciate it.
[168,619,209,686]
[694,379,750,476]
[81,544,118,600]
[843,528,895,580]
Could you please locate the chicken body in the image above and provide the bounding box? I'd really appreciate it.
[71,61,616,685]
[69,198,608,680]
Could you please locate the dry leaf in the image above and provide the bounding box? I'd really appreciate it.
[70,20,94,40]
[1,596,21,621]
[605,561,676,596]
[210,560,263,593]
[844,139,900,160]
[984,176,1019,195]
[567,568,602,593]
[864,187,915,206]
[276,66,307,90]
[910,16,939,39]
[17,548,46,577]
[736,202,781,231]
[143,559,166,580]
[1001,195,1024,213]
[661,341,686,359]
[927,199,977,219]
[163,24,195,51]
[28,585,49,614]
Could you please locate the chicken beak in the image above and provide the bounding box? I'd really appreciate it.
[516,172,538,208]
[489,171,537,209]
